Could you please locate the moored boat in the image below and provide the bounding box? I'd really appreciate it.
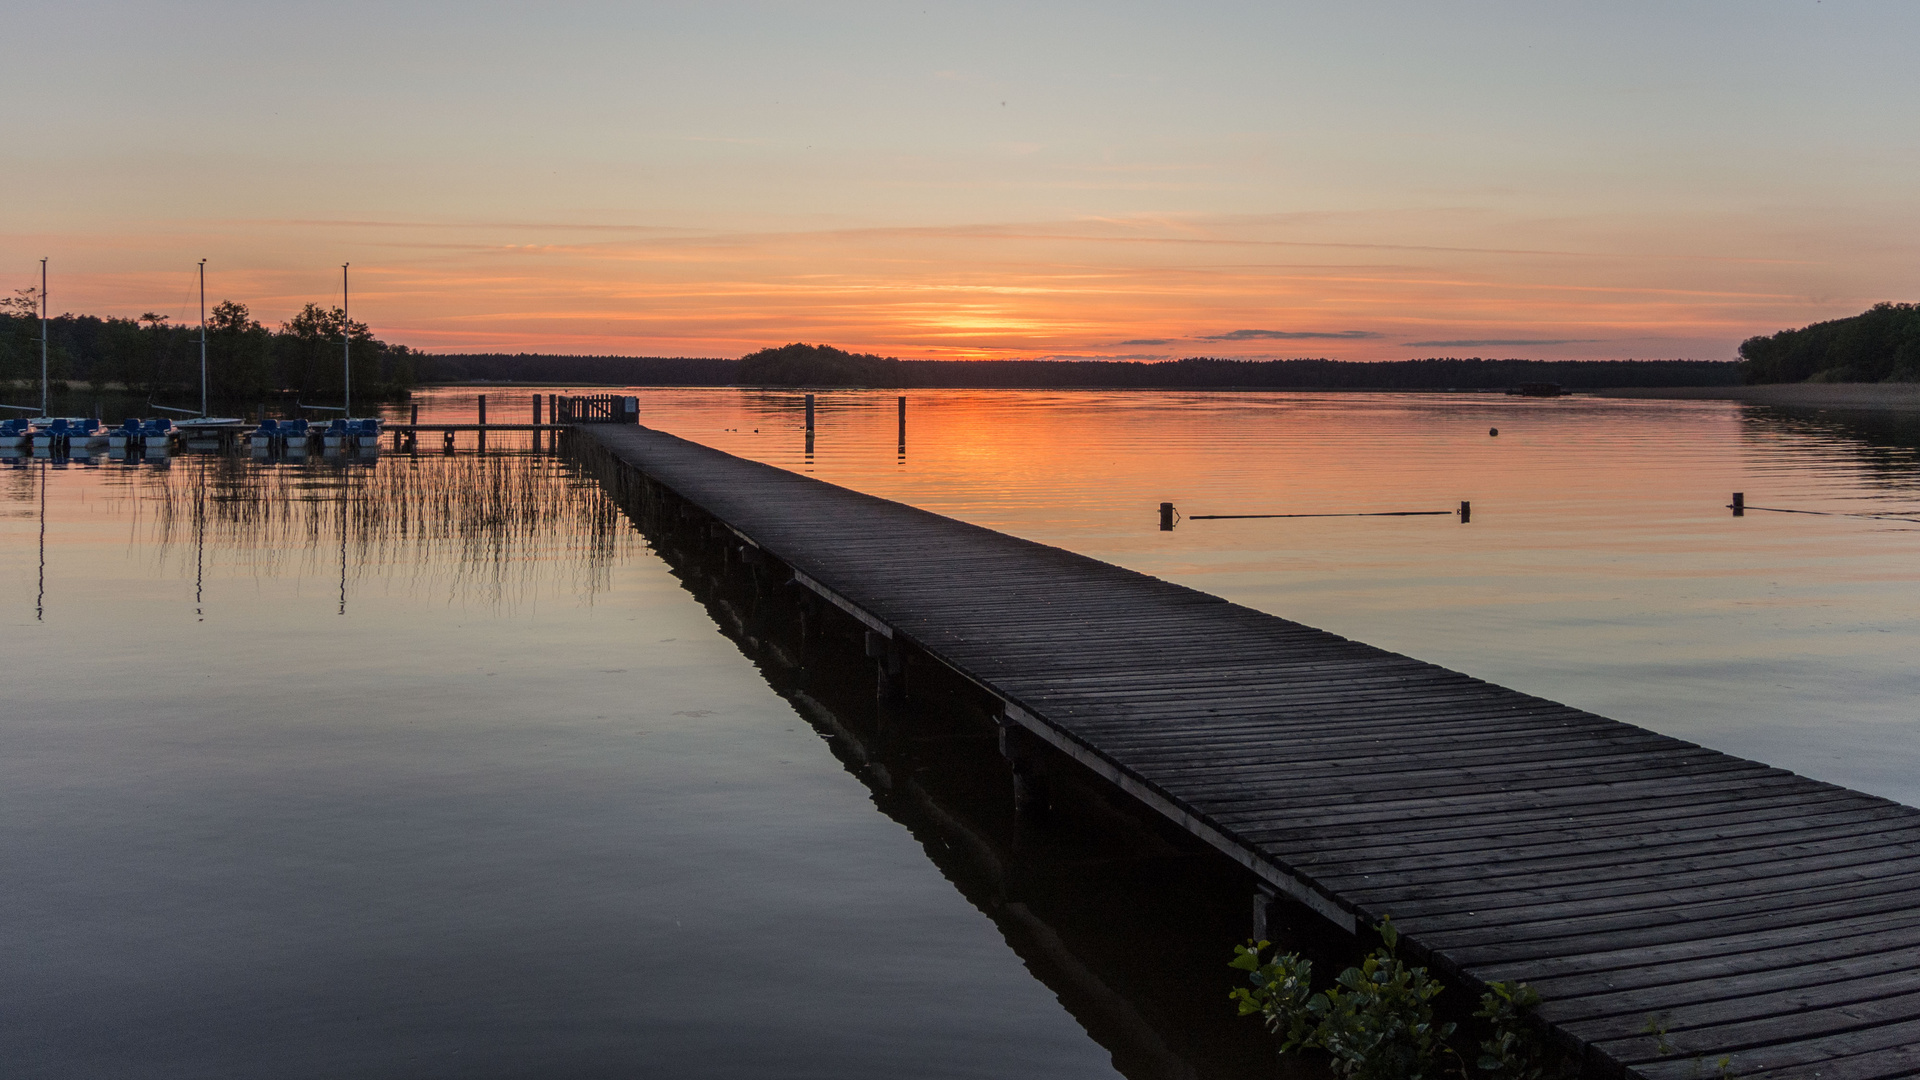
[281,418,315,447]
[0,418,36,448]
[139,418,177,449]
[33,418,80,449]
[66,419,108,449]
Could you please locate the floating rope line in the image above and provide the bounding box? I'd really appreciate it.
[1188,510,1456,520]
[1741,504,1920,525]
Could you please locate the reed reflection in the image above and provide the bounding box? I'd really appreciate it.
[3,444,637,617]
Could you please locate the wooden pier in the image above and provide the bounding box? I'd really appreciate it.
[385,424,568,433]
[578,424,1920,1080]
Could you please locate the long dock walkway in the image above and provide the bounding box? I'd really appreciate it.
[582,424,1920,1080]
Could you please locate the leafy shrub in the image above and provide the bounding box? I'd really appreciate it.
[1232,917,1557,1080]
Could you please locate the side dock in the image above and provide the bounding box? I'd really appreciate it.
[579,424,1920,1080]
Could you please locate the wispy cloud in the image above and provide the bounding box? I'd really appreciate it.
[1401,338,1601,347]
[1115,337,1172,345]
[1203,329,1382,341]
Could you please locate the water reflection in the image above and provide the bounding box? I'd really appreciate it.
[2,444,634,618]
[1741,405,1920,498]
[581,446,1338,1080]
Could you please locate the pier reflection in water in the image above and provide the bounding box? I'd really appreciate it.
[583,446,1341,1080]
[0,441,1318,1080]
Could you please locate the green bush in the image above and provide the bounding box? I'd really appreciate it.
[1232,917,1556,1080]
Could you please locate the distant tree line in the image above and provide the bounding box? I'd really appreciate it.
[0,290,416,406]
[419,353,736,385]
[736,342,1739,389]
[0,295,1750,399]
[1740,303,1920,384]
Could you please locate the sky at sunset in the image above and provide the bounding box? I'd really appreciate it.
[7,1,1918,362]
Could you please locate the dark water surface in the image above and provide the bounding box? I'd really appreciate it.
[0,449,1175,1078]
[7,387,1920,1076]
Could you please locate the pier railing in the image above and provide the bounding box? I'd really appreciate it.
[555,394,639,424]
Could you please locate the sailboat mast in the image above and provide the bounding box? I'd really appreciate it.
[199,259,208,418]
[342,263,350,418]
[39,258,48,417]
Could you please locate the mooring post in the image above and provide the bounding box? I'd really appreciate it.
[1159,502,1175,531]
[805,394,815,432]
[897,396,906,452]
[1459,500,1471,524]
[1733,492,1745,517]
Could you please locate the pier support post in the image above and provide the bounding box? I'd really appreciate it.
[795,592,818,667]
[996,713,1051,821]
[1733,492,1744,517]
[865,631,905,703]
[1159,502,1175,531]
[805,394,815,432]
[1459,500,1471,524]
[897,396,906,456]
[1252,885,1287,942]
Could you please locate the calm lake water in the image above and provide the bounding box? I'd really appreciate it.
[5,388,1919,1076]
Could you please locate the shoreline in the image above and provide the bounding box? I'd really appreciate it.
[1593,383,1920,412]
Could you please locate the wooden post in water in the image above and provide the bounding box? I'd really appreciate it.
[532,393,542,450]
[477,393,487,451]
[897,396,906,454]
[1459,500,1471,524]
[1733,492,1744,517]
[410,402,419,425]
[1159,502,1175,531]
[805,394,815,432]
